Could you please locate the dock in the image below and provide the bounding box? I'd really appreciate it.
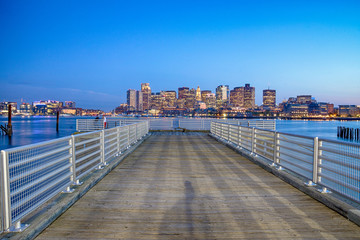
[35,133,360,239]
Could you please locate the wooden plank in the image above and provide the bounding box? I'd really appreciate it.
[36,134,360,239]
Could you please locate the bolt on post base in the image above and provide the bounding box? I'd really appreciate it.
[7,221,29,232]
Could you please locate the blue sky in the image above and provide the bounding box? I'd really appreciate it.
[0,0,359,111]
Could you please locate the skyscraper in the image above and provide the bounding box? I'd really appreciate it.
[141,83,151,111]
[243,83,255,109]
[201,90,211,102]
[263,89,276,108]
[136,91,143,111]
[178,87,189,99]
[230,87,244,107]
[162,91,177,107]
[127,89,137,111]
[195,86,201,101]
[215,85,229,108]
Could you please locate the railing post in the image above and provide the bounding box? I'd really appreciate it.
[311,137,319,186]
[100,130,107,166]
[136,123,139,141]
[117,127,120,154]
[1,150,12,231]
[70,135,81,185]
[227,124,230,142]
[272,132,279,166]
[251,127,255,154]
[237,125,241,147]
[127,125,130,148]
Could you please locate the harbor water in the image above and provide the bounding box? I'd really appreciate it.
[1,117,360,151]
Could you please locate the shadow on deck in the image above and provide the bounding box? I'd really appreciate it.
[24,133,360,239]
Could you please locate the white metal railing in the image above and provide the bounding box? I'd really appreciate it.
[0,121,149,232]
[210,121,360,204]
[77,118,276,132]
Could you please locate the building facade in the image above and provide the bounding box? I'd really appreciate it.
[263,89,276,108]
[141,83,151,111]
[243,84,255,109]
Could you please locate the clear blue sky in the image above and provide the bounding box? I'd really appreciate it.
[1,0,359,111]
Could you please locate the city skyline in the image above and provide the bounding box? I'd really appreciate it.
[1,1,359,111]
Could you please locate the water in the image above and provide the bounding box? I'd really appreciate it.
[0,116,94,150]
[276,119,360,141]
[1,117,360,151]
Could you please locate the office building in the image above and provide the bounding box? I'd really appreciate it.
[216,85,229,108]
[127,89,137,111]
[162,91,177,108]
[201,90,211,102]
[64,101,76,108]
[150,92,165,110]
[244,84,255,109]
[136,91,143,112]
[230,87,244,107]
[204,93,216,109]
[263,89,276,108]
[178,87,190,99]
[297,95,313,104]
[141,83,151,111]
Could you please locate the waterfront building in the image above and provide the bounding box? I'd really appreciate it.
[150,92,165,110]
[136,91,143,112]
[176,98,186,109]
[204,93,216,109]
[216,85,229,108]
[230,87,244,108]
[114,103,129,114]
[20,103,32,114]
[244,84,255,109]
[32,101,47,115]
[196,86,201,101]
[339,105,359,117]
[178,87,190,99]
[327,103,335,114]
[44,100,62,115]
[162,91,177,108]
[141,83,151,111]
[201,90,211,102]
[263,89,276,108]
[127,89,137,111]
[64,101,76,108]
[297,95,313,104]
[0,102,18,114]
[61,108,76,115]
[283,104,309,117]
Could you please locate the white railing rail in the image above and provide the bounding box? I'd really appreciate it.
[0,121,149,232]
[210,121,360,204]
[77,118,276,132]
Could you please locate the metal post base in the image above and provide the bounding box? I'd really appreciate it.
[73,179,83,186]
[276,166,284,171]
[62,186,74,193]
[7,221,29,232]
[318,187,331,194]
[304,180,316,187]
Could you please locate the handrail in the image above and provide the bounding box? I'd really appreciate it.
[210,121,360,204]
[76,118,276,132]
[0,121,149,232]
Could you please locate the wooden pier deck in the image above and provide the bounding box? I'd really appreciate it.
[36,133,360,239]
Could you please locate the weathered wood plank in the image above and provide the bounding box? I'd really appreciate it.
[36,134,360,239]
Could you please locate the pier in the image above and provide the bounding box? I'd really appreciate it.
[1,119,360,239]
[35,133,360,239]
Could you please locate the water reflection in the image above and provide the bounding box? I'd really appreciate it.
[1,117,360,151]
[0,116,89,150]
